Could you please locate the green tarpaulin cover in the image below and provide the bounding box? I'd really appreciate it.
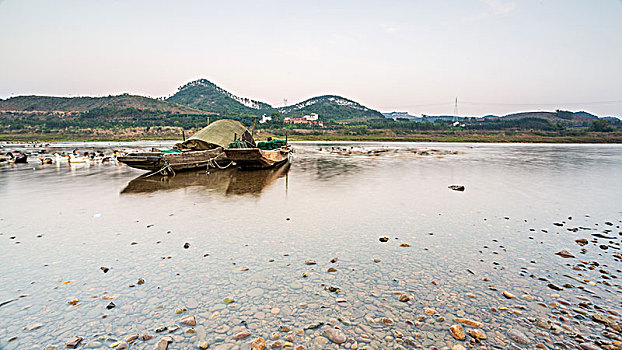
[175,119,254,150]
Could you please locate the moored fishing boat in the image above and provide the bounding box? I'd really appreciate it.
[118,119,254,175]
[224,138,292,169]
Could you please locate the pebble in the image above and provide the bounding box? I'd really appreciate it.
[449,324,465,340]
[65,336,83,349]
[324,328,346,344]
[503,291,516,299]
[180,315,196,326]
[507,329,530,345]
[234,329,251,339]
[251,337,266,350]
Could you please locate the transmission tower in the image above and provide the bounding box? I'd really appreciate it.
[453,97,458,121]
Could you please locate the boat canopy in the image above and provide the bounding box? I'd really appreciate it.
[175,119,255,150]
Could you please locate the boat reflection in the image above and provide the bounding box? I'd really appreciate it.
[121,163,290,196]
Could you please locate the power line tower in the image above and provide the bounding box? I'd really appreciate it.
[453,97,458,121]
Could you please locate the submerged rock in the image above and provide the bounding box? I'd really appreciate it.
[507,329,530,345]
[324,328,346,344]
[65,336,83,349]
[555,250,575,258]
[449,324,466,340]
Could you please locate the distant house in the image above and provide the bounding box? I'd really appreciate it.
[284,115,324,127]
[259,114,272,124]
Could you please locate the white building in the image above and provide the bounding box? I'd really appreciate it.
[259,114,272,124]
[303,113,319,121]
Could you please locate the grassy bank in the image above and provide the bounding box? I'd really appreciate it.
[2,130,622,143]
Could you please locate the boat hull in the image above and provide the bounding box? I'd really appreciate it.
[118,148,228,173]
[224,147,291,169]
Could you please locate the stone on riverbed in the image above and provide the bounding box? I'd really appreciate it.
[324,328,346,343]
[65,336,83,349]
[580,343,603,350]
[555,250,575,258]
[503,291,516,299]
[449,324,466,340]
[507,329,530,345]
[534,317,552,330]
[180,315,196,326]
[234,329,251,339]
[24,323,42,331]
[251,337,266,350]
[304,260,316,265]
[154,336,173,350]
[454,318,482,328]
[466,328,486,340]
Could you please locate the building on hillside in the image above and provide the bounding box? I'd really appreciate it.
[259,114,272,124]
[283,116,324,127]
[303,113,318,121]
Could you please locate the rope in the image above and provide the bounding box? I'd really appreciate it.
[145,156,175,177]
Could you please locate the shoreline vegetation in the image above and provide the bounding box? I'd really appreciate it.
[1,129,622,143]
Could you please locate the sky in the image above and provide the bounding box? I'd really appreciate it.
[0,0,621,117]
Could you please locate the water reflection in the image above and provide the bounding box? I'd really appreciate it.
[121,163,290,196]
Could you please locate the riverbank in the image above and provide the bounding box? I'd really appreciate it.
[2,130,622,143]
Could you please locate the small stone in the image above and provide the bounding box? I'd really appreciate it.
[197,341,210,349]
[466,329,486,340]
[125,334,138,342]
[503,291,516,299]
[327,267,337,273]
[449,324,465,340]
[373,258,381,263]
[65,336,83,348]
[454,318,482,328]
[324,328,346,344]
[100,266,109,273]
[154,336,173,350]
[400,243,411,247]
[304,260,316,265]
[379,237,389,242]
[507,329,530,345]
[251,337,266,350]
[24,323,43,331]
[448,185,465,191]
[555,250,575,258]
[137,278,145,285]
[140,333,153,340]
[234,329,251,339]
[452,345,467,350]
[183,242,190,249]
[580,343,603,350]
[534,317,552,330]
[223,297,235,304]
[240,266,249,271]
[67,298,79,305]
[398,294,410,302]
[330,257,338,263]
[180,315,196,326]
[575,238,588,246]
[106,302,116,309]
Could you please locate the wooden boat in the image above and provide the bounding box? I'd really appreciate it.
[118,148,228,174]
[118,119,254,175]
[225,139,292,169]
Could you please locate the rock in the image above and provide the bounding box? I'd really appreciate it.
[452,345,467,350]
[100,266,109,273]
[24,323,43,331]
[304,260,316,265]
[398,294,410,302]
[466,329,486,340]
[125,334,138,342]
[503,291,516,299]
[373,258,381,263]
[65,336,83,349]
[327,267,337,273]
[330,257,338,263]
[324,328,346,344]
[507,329,530,345]
[223,297,235,304]
[592,313,614,325]
[580,343,603,350]
[251,337,266,350]
[137,278,145,285]
[181,315,196,326]
[534,317,552,330]
[400,243,411,247]
[449,324,466,340]
[117,342,129,349]
[140,333,153,340]
[379,237,389,242]
[555,250,575,258]
[454,318,482,328]
[547,283,563,291]
[234,329,251,339]
[106,302,116,309]
[575,238,588,246]
[154,336,173,350]
[183,242,190,249]
[448,185,465,191]
[197,341,210,349]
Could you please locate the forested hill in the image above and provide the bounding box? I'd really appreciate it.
[0,94,205,114]
[278,95,384,121]
[166,79,384,121]
[166,79,274,116]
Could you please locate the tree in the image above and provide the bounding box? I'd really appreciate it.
[589,119,614,132]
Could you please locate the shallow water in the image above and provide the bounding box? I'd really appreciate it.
[0,142,620,350]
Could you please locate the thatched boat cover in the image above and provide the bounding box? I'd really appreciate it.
[176,119,254,150]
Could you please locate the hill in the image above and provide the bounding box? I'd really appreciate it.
[278,95,383,121]
[0,94,205,114]
[166,79,273,116]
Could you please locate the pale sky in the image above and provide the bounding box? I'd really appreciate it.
[1,0,621,117]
